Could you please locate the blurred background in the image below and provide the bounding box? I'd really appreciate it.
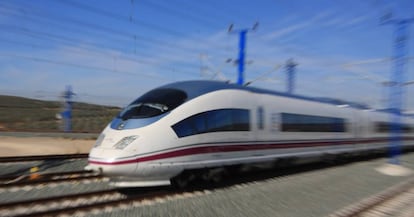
[0,0,413,133]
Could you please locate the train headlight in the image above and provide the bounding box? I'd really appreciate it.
[113,135,139,150]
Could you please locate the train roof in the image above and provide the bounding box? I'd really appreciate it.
[159,80,371,110]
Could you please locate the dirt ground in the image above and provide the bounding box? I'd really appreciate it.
[0,136,95,157]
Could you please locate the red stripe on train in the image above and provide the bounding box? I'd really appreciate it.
[88,138,400,165]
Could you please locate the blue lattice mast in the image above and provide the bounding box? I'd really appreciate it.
[61,85,75,132]
[382,16,414,164]
[285,59,298,94]
[228,22,259,85]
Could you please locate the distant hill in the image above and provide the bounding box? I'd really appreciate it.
[0,95,120,133]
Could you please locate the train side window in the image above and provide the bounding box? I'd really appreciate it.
[376,122,414,134]
[281,113,345,132]
[171,118,195,137]
[257,107,264,130]
[375,122,390,133]
[232,109,250,131]
[206,109,233,132]
[402,124,411,133]
[193,114,207,134]
[172,109,250,138]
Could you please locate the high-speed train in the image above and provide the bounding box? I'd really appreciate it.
[86,80,414,187]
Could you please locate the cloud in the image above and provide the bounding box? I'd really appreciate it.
[0,42,174,105]
[343,14,371,26]
[0,0,411,109]
[262,22,311,41]
[261,10,336,41]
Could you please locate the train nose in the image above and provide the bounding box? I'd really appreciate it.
[84,164,103,174]
[86,148,139,176]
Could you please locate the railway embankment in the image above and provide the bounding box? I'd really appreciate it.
[0,132,96,157]
[1,133,414,216]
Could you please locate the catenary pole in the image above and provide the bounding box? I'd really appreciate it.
[382,16,414,164]
[228,22,258,85]
[62,85,75,132]
[285,59,298,94]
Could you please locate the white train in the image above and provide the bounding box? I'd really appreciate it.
[86,80,414,187]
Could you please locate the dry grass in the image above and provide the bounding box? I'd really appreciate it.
[0,95,120,133]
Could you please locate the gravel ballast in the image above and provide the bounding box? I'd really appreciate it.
[88,153,414,217]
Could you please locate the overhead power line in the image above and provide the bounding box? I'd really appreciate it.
[0,37,202,79]
[22,4,226,55]
[138,0,221,29]
[0,3,174,48]
[0,2,226,55]
[195,0,258,22]
[57,0,187,37]
[0,24,201,71]
[0,53,167,80]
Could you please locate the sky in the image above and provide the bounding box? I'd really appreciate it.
[0,0,414,111]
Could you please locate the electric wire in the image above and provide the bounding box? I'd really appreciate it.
[0,2,212,54]
[0,37,201,80]
[0,24,201,72]
[138,0,221,29]
[193,0,258,24]
[0,8,204,72]
[56,0,188,38]
[0,0,409,109]
[0,52,171,80]
[0,2,234,61]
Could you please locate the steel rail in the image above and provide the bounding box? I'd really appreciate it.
[2,189,175,217]
[0,153,88,163]
[0,170,102,188]
[329,177,414,217]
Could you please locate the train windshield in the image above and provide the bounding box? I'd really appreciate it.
[118,88,187,120]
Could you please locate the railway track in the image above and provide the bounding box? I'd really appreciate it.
[1,152,414,216]
[329,177,414,217]
[0,187,181,217]
[0,154,88,163]
[0,157,350,217]
[0,170,102,188]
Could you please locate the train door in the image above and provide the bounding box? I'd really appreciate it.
[352,110,362,139]
[257,106,265,131]
[255,106,273,141]
[253,106,263,140]
[353,110,368,139]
